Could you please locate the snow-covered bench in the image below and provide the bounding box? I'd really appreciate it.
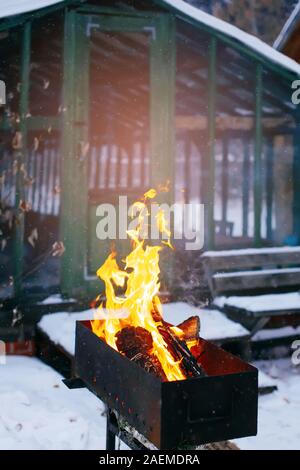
[202,246,300,335]
[37,302,249,358]
[37,302,277,393]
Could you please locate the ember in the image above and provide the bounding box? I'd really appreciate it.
[90,189,205,381]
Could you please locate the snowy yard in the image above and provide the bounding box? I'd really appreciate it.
[0,357,106,450]
[0,356,299,450]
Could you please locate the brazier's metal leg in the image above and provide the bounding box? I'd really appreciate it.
[106,409,116,450]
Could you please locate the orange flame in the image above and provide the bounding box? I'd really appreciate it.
[91,189,185,381]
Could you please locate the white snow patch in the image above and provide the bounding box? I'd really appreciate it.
[257,369,277,390]
[0,356,107,450]
[234,358,300,450]
[215,291,300,313]
[38,294,76,305]
[214,267,300,278]
[253,325,300,342]
[203,246,300,257]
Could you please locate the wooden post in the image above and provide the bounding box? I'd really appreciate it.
[150,14,175,193]
[60,10,77,297]
[150,14,176,289]
[265,135,274,242]
[221,133,228,228]
[254,63,263,246]
[207,36,217,249]
[13,21,31,298]
[60,10,89,297]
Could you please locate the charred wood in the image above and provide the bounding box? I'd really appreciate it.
[115,326,167,381]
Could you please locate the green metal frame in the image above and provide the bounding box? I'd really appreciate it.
[60,8,176,298]
[13,21,31,298]
[265,136,274,242]
[207,36,217,249]
[60,9,89,298]
[254,63,263,246]
[242,137,250,237]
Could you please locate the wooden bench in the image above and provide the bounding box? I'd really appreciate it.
[202,246,300,334]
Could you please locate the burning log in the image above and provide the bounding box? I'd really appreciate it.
[115,326,167,381]
[115,320,206,381]
[177,316,200,341]
[157,324,207,378]
[151,304,206,378]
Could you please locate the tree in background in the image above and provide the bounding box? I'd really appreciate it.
[185,0,298,44]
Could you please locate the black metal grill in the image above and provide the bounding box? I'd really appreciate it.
[65,320,258,450]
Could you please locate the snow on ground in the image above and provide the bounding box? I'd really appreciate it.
[0,356,107,450]
[234,358,300,450]
[0,356,299,449]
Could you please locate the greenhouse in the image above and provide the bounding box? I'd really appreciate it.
[0,0,299,301]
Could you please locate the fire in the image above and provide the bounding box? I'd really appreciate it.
[91,189,185,381]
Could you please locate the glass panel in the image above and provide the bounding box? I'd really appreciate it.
[17,12,64,297]
[215,42,255,248]
[261,134,294,245]
[87,29,151,275]
[174,19,210,259]
[175,20,209,208]
[21,130,61,295]
[29,12,64,116]
[214,137,255,241]
[261,68,296,246]
[0,28,22,299]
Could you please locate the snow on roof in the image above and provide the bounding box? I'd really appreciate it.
[274,0,300,51]
[1,0,300,77]
[0,0,63,20]
[161,0,300,76]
